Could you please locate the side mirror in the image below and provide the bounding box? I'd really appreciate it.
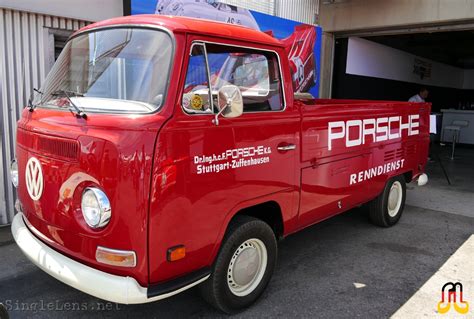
[213,85,243,125]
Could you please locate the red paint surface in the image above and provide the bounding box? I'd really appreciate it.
[16,16,430,288]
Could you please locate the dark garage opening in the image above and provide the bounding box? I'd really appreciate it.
[332,30,474,113]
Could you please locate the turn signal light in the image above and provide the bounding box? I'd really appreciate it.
[167,245,186,262]
[96,246,136,267]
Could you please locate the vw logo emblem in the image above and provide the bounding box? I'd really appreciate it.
[25,157,44,201]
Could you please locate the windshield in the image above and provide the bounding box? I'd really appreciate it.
[34,27,173,113]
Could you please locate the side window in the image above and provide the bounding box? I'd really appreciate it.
[182,44,212,113]
[181,42,284,114]
[206,44,284,112]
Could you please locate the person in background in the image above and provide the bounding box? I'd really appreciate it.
[409,87,434,161]
[409,87,429,102]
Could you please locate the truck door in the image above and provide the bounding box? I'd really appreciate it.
[148,39,300,283]
[297,105,374,228]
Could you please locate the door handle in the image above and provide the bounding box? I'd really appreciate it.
[277,144,296,151]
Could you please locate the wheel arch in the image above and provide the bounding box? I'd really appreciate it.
[230,201,284,240]
[208,197,287,268]
[403,170,413,183]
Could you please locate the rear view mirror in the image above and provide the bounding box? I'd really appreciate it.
[213,85,243,125]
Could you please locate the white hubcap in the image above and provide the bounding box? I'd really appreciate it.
[227,238,267,297]
[388,181,403,217]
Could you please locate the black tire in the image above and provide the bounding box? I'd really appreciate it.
[199,216,277,314]
[369,175,406,227]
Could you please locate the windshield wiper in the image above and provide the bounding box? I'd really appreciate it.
[51,90,87,119]
[27,88,43,112]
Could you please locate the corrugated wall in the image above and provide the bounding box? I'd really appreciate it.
[276,0,319,24]
[220,0,275,15]
[220,0,319,25]
[0,8,89,224]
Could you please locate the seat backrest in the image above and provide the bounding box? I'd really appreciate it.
[452,120,469,127]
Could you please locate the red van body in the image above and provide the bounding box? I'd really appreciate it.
[12,15,430,309]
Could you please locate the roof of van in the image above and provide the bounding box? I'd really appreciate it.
[76,15,284,47]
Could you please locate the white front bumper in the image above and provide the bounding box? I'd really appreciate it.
[11,213,208,304]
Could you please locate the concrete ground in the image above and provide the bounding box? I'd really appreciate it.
[0,145,473,318]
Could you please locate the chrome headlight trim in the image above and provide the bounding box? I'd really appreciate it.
[81,187,111,229]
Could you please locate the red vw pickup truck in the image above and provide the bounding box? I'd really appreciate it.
[11,15,430,313]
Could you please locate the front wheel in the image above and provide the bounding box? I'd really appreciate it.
[369,175,406,227]
[199,216,277,314]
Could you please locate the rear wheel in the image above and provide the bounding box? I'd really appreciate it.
[199,216,277,314]
[369,175,406,227]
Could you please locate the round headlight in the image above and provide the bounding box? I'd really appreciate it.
[10,159,19,188]
[81,188,111,228]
